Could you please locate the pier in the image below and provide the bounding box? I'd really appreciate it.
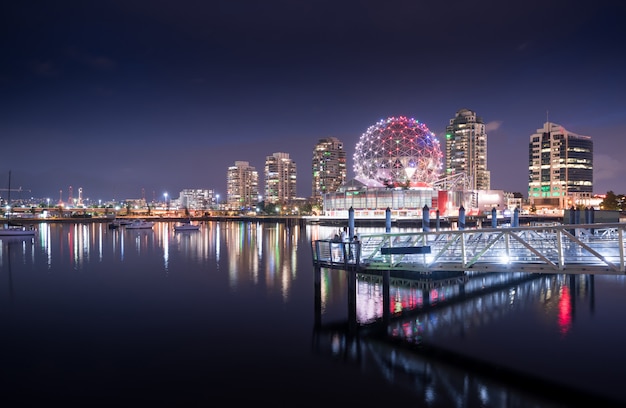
[312,222,626,275]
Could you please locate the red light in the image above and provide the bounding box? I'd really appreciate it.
[558,285,572,336]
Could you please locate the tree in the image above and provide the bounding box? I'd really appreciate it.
[600,191,619,210]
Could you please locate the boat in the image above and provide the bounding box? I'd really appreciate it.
[0,225,36,237]
[125,219,155,229]
[0,171,36,237]
[174,222,200,232]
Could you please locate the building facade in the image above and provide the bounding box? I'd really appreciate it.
[445,109,490,193]
[528,122,593,209]
[264,152,297,204]
[311,137,346,204]
[226,161,259,210]
[178,189,216,210]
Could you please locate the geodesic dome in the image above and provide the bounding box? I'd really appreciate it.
[353,116,443,188]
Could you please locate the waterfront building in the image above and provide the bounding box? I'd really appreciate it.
[264,152,297,204]
[321,116,520,219]
[226,161,259,210]
[528,122,593,210]
[324,116,464,218]
[445,108,490,193]
[311,137,346,205]
[178,189,216,210]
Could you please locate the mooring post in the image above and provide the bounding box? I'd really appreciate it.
[422,204,430,232]
[385,207,391,233]
[348,206,355,241]
[459,206,465,230]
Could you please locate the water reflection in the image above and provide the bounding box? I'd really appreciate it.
[16,221,301,297]
[312,265,623,406]
[0,221,624,406]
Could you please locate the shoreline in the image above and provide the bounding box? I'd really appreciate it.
[4,214,566,228]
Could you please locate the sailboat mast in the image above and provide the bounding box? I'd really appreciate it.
[6,170,11,222]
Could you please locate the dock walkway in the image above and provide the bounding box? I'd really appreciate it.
[312,222,626,275]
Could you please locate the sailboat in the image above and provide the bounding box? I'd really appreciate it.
[0,171,36,237]
[174,220,200,231]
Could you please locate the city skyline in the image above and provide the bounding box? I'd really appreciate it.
[2,1,624,202]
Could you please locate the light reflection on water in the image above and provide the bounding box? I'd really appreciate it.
[0,221,625,406]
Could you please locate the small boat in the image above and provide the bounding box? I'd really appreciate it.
[0,225,36,237]
[174,222,200,232]
[108,221,120,229]
[0,171,35,237]
[125,220,155,229]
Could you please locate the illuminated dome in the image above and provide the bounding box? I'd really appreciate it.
[353,116,443,188]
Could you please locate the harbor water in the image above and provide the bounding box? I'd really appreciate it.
[1,221,625,407]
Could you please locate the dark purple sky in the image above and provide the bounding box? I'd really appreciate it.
[1,1,624,203]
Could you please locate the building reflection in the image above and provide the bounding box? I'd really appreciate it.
[17,221,301,300]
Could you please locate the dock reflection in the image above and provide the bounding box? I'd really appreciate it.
[313,268,609,407]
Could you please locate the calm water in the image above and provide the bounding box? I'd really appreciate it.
[1,221,625,407]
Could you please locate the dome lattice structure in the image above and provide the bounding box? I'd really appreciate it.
[353,116,443,188]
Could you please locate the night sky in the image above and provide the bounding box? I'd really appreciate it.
[2,1,624,204]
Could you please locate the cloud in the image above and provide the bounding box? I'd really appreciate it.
[67,47,117,71]
[86,56,117,70]
[31,60,59,77]
[485,120,502,132]
[594,154,621,181]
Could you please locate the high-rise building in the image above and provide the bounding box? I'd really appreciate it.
[178,189,215,210]
[311,137,346,204]
[226,161,259,210]
[445,109,490,191]
[528,122,593,208]
[264,152,297,204]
